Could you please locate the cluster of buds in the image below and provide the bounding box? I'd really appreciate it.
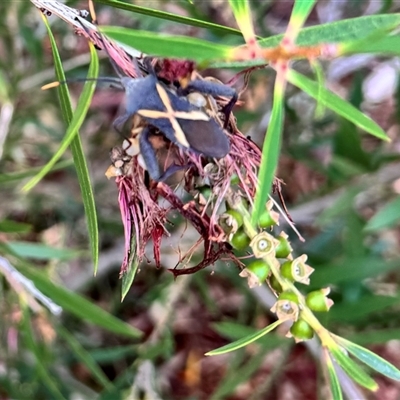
[223,197,334,342]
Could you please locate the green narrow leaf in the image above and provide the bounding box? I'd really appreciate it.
[341,31,400,56]
[227,0,254,42]
[286,0,317,42]
[103,27,233,63]
[211,14,400,69]
[323,348,343,400]
[95,0,241,36]
[205,320,282,356]
[330,346,378,391]
[259,14,400,48]
[20,307,64,400]
[0,160,73,185]
[29,17,99,272]
[58,326,115,391]
[364,197,400,231]
[334,336,400,381]
[287,70,389,141]
[70,131,99,274]
[22,24,99,192]
[121,236,139,302]
[6,241,81,261]
[0,220,32,233]
[16,261,142,338]
[251,81,285,225]
[291,0,317,21]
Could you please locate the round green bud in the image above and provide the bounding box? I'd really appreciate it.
[225,209,243,229]
[247,259,270,282]
[230,228,250,250]
[269,275,282,293]
[306,289,333,312]
[230,174,240,185]
[290,319,314,341]
[280,261,295,281]
[278,290,299,304]
[258,209,279,228]
[275,235,292,258]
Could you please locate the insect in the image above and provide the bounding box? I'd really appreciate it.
[108,58,238,181]
[51,17,238,181]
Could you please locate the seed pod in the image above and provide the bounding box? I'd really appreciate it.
[269,275,282,293]
[275,232,293,259]
[222,209,244,232]
[280,255,314,285]
[230,228,250,250]
[250,232,279,258]
[258,200,280,228]
[289,318,314,342]
[306,288,334,312]
[271,291,299,322]
[247,259,271,283]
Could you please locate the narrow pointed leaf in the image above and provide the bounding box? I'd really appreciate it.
[6,241,81,261]
[334,336,400,381]
[121,236,139,302]
[95,0,242,36]
[251,80,285,225]
[17,261,142,338]
[103,27,233,63]
[26,16,100,272]
[0,160,72,185]
[205,320,282,355]
[287,70,389,141]
[22,24,99,191]
[228,0,255,43]
[330,346,378,391]
[259,14,400,48]
[323,348,343,400]
[285,0,317,43]
[364,197,400,231]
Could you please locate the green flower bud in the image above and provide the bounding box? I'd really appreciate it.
[289,319,314,342]
[247,259,271,282]
[306,288,333,312]
[230,174,240,185]
[280,255,314,285]
[280,260,295,282]
[230,228,250,250]
[269,275,282,293]
[278,291,299,304]
[275,232,293,258]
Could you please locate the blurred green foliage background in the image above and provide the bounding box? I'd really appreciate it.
[1,0,400,399]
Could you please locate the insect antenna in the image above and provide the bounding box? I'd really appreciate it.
[41,77,123,91]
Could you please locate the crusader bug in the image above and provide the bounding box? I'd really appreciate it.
[106,58,238,181]
[47,18,238,181]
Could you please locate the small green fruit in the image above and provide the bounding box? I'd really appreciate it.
[258,209,279,228]
[290,319,314,341]
[230,228,250,250]
[269,275,282,293]
[275,234,292,258]
[225,209,244,229]
[247,259,270,282]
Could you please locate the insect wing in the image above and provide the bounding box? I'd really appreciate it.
[178,118,230,159]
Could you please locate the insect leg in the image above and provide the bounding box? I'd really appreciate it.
[139,126,162,181]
